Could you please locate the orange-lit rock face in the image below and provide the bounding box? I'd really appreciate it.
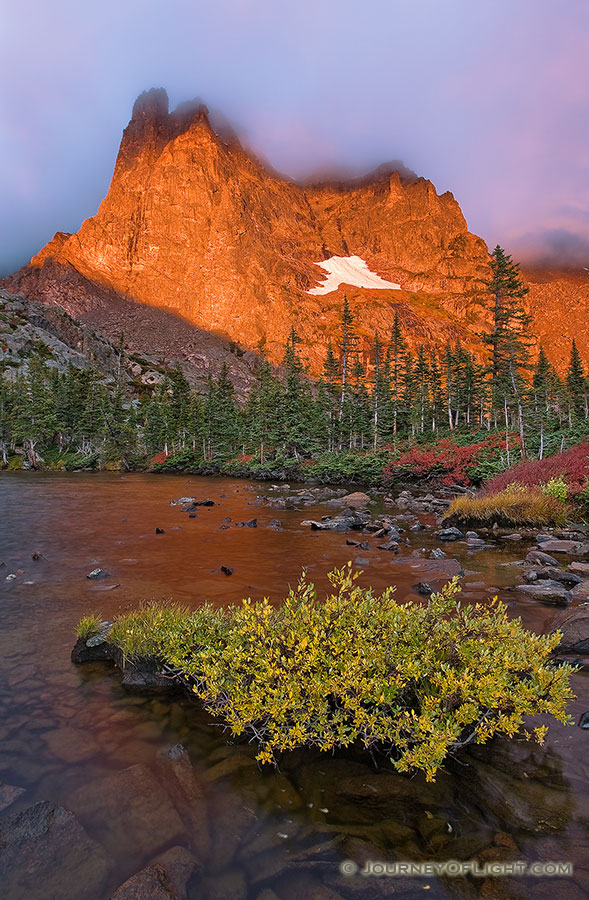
[6,89,588,373]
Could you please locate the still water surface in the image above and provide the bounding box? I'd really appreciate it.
[0,473,588,899]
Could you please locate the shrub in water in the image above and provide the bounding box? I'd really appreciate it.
[90,567,575,781]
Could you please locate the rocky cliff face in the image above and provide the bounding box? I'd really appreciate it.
[5,88,588,373]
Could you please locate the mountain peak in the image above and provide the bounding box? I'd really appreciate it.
[4,91,588,375]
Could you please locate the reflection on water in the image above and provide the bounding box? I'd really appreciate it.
[0,473,588,899]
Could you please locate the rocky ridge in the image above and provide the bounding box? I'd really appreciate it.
[6,88,587,375]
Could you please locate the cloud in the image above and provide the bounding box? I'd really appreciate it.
[1,0,588,274]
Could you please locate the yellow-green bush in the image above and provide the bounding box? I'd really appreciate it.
[87,566,575,781]
[541,475,569,503]
[444,483,569,527]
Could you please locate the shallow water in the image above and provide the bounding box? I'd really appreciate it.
[0,472,588,900]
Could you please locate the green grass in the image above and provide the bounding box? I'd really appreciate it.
[75,614,103,640]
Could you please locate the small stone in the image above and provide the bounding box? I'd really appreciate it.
[430,548,447,559]
[525,550,559,567]
[578,712,589,729]
[516,582,571,606]
[378,540,400,552]
[340,491,372,506]
[221,566,233,576]
[86,633,108,647]
[571,581,589,602]
[87,568,109,579]
[436,526,463,541]
[503,533,523,541]
[354,557,370,566]
[466,530,479,539]
[416,582,434,595]
[155,527,165,534]
[537,540,582,554]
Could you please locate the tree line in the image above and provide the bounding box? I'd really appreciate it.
[0,246,587,470]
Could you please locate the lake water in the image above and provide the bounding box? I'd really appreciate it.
[0,473,588,900]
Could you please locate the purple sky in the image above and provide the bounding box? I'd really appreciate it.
[2,0,588,275]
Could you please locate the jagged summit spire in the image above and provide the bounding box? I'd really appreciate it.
[131,87,169,121]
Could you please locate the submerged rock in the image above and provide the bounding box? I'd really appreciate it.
[0,781,26,814]
[390,557,463,580]
[121,659,177,693]
[111,846,197,900]
[42,725,98,764]
[70,763,185,868]
[0,801,110,900]
[155,745,210,862]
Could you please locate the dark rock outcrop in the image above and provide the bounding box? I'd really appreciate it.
[0,801,110,900]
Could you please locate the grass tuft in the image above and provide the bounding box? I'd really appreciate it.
[76,614,103,640]
[444,483,569,527]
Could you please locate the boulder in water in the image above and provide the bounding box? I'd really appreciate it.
[0,801,110,900]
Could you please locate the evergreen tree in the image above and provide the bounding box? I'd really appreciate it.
[566,339,587,419]
[388,313,406,438]
[428,353,443,432]
[279,327,312,457]
[338,296,359,422]
[322,340,341,451]
[482,246,532,456]
[415,346,429,433]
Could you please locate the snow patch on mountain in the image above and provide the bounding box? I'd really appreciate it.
[307,256,401,295]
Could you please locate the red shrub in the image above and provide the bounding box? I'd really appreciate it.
[234,453,255,464]
[483,441,589,496]
[383,434,509,486]
[149,451,169,467]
